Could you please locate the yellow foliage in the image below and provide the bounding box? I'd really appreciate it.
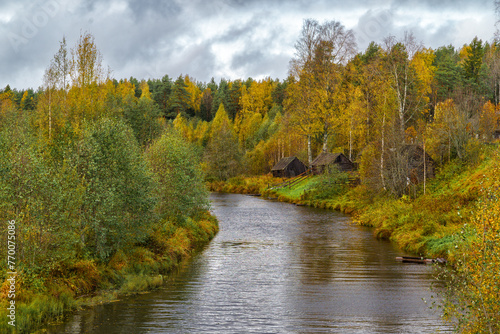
[411,47,436,100]
[479,101,500,142]
[441,150,500,332]
[184,75,201,113]
[167,228,191,257]
[139,80,152,99]
[239,78,274,116]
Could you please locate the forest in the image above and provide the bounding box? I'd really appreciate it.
[3,23,500,192]
[1,17,500,331]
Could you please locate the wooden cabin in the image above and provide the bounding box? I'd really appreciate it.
[311,152,355,175]
[403,145,435,184]
[271,156,307,178]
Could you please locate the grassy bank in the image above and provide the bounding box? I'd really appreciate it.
[0,212,218,334]
[208,148,499,260]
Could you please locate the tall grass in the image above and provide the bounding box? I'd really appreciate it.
[0,211,218,333]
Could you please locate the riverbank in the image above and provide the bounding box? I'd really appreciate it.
[0,212,218,334]
[208,149,499,260]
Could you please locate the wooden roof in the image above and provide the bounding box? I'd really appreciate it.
[271,156,298,171]
[311,152,342,166]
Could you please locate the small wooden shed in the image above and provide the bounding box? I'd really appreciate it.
[271,156,307,178]
[311,152,355,175]
[403,145,435,184]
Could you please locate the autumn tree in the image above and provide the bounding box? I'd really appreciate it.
[383,32,429,138]
[427,99,471,162]
[479,101,500,142]
[204,104,242,180]
[184,75,202,116]
[236,78,274,150]
[288,19,357,160]
[70,31,106,87]
[285,74,321,166]
[38,37,70,140]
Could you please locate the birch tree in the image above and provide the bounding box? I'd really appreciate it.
[287,19,356,164]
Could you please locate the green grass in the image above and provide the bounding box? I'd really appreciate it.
[272,176,316,199]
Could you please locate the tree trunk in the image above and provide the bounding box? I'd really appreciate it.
[308,135,313,167]
[349,117,353,160]
[380,111,386,191]
[322,131,328,152]
[423,136,426,195]
[48,89,52,140]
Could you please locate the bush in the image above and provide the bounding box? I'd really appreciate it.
[146,128,209,222]
[76,118,157,261]
[439,187,500,332]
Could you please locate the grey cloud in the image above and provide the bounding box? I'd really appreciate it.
[0,0,495,89]
[166,41,218,81]
[390,0,491,11]
[0,0,71,88]
[232,49,265,70]
[354,8,395,50]
[126,0,182,21]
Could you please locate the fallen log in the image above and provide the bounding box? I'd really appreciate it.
[396,256,447,264]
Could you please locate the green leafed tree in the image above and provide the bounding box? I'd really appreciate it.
[167,75,191,119]
[461,37,484,86]
[76,118,156,261]
[123,81,163,147]
[145,128,209,222]
[204,104,242,180]
[149,74,173,117]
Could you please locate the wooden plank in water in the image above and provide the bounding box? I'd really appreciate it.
[396,256,434,264]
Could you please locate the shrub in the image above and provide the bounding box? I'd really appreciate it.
[146,128,209,223]
[439,153,500,332]
[75,118,157,261]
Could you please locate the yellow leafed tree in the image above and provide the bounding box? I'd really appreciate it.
[440,151,500,332]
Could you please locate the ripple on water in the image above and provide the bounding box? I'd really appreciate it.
[46,193,452,334]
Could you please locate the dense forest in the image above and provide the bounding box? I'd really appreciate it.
[1,17,500,331]
[1,24,500,195]
[0,33,218,332]
[5,23,499,196]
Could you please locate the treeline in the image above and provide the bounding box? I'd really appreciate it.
[0,32,216,331]
[164,21,499,198]
[2,23,499,196]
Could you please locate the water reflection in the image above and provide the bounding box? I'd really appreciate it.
[47,193,451,333]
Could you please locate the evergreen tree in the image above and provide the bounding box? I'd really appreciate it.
[167,75,191,119]
[462,37,484,86]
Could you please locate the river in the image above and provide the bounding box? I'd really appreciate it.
[47,193,451,333]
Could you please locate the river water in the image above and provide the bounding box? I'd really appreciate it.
[47,193,451,333]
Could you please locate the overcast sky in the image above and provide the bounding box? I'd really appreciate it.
[0,0,496,90]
